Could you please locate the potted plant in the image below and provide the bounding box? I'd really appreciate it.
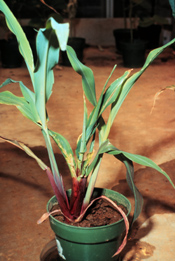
[113,0,139,54]
[135,0,170,49]
[0,1,175,260]
[117,0,149,68]
[113,0,171,68]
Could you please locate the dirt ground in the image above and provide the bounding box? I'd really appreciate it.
[0,46,175,260]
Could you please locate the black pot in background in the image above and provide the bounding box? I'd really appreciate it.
[0,37,23,68]
[120,39,147,68]
[138,24,162,49]
[61,37,85,66]
[113,29,139,53]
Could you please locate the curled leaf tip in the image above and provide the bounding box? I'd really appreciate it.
[37,209,61,224]
[37,212,50,224]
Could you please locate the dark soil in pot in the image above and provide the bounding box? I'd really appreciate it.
[51,197,127,227]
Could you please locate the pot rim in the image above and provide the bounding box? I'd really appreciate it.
[47,188,131,231]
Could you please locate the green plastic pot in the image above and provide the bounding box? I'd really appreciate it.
[47,188,131,261]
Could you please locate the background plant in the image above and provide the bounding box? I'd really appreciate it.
[0,0,175,229]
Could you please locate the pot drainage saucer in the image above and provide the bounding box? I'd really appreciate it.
[40,239,61,261]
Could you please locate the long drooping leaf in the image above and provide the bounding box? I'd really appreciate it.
[0,136,47,170]
[117,156,143,226]
[100,141,175,188]
[0,136,63,195]
[122,151,175,188]
[66,46,97,106]
[96,140,175,225]
[0,0,34,82]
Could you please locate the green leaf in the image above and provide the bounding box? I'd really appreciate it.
[0,0,34,81]
[122,151,175,189]
[100,70,131,115]
[34,20,69,129]
[66,46,97,106]
[100,141,175,189]
[46,18,69,51]
[142,38,175,68]
[119,157,143,226]
[0,78,41,123]
[82,158,103,210]
[95,140,175,225]
[85,140,109,176]
[34,29,54,127]
[0,91,40,124]
[84,66,120,145]
[78,95,88,164]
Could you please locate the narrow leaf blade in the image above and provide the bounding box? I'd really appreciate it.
[49,130,76,177]
[66,46,97,106]
[0,0,34,79]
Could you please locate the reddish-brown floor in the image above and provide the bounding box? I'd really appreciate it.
[0,46,175,260]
